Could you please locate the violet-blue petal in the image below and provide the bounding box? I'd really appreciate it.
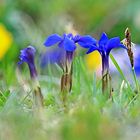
[18,60,23,65]
[118,44,127,49]
[73,34,81,42]
[105,37,121,53]
[78,42,91,48]
[63,37,76,51]
[134,47,140,76]
[58,40,64,48]
[99,32,109,46]
[66,33,73,39]
[77,35,97,48]
[106,37,120,48]
[108,44,127,53]
[135,66,140,76]
[86,45,99,54]
[40,47,66,68]
[18,46,38,78]
[110,45,140,76]
[19,46,36,64]
[106,38,127,54]
[44,34,62,47]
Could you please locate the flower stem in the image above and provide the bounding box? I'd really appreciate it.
[132,67,139,93]
[33,86,44,108]
[29,63,44,108]
[28,63,38,79]
[102,55,112,98]
[60,51,73,109]
[61,72,72,108]
[102,70,112,98]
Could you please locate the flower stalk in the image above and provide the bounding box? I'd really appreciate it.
[102,55,112,97]
[60,51,73,107]
[27,58,44,108]
[33,81,44,108]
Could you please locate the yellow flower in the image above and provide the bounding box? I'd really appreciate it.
[0,23,13,60]
[85,51,101,72]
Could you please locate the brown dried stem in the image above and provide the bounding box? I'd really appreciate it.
[125,28,134,67]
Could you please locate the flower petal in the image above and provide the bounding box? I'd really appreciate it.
[44,34,62,46]
[17,60,23,65]
[58,41,64,48]
[106,37,127,54]
[64,37,76,51]
[118,44,127,49]
[77,35,97,48]
[135,66,140,76]
[40,47,66,68]
[67,33,73,39]
[86,45,99,54]
[19,46,36,64]
[78,42,91,48]
[73,34,81,42]
[99,32,109,46]
[107,37,120,48]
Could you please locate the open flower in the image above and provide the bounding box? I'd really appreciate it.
[44,33,96,106]
[86,32,126,74]
[43,33,96,69]
[86,32,126,96]
[18,46,37,79]
[44,33,96,51]
[44,33,96,74]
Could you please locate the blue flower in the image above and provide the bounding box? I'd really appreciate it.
[40,46,66,68]
[87,32,126,55]
[84,32,126,95]
[44,33,96,52]
[42,33,97,70]
[18,46,37,79]
[86,32,126,72]
[43,33,96,93]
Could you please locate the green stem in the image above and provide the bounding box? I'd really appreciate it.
[132,67,139,93]
[110,54,133,93]
[102,71,112,98]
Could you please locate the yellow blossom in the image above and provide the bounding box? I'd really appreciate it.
[0,23,13,59]
[85,51,101,72]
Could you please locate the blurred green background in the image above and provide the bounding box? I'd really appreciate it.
[0,0,140,86]
[1,1,140,140]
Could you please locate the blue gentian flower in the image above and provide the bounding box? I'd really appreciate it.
[86,32,126,74]
[18,46,37,79]
[18,46,44,107]
[44,33,96,52]
[85,32,126,96]
[43,33,96,71]
[43,33,96,95]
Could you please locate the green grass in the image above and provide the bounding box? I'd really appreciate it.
[1,0,140,139]
[0,55,140,140]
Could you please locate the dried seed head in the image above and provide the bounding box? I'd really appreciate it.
[125,28,131,49]
[124,28,134,67]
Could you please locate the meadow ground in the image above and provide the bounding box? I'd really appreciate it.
[1,0,140,140]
